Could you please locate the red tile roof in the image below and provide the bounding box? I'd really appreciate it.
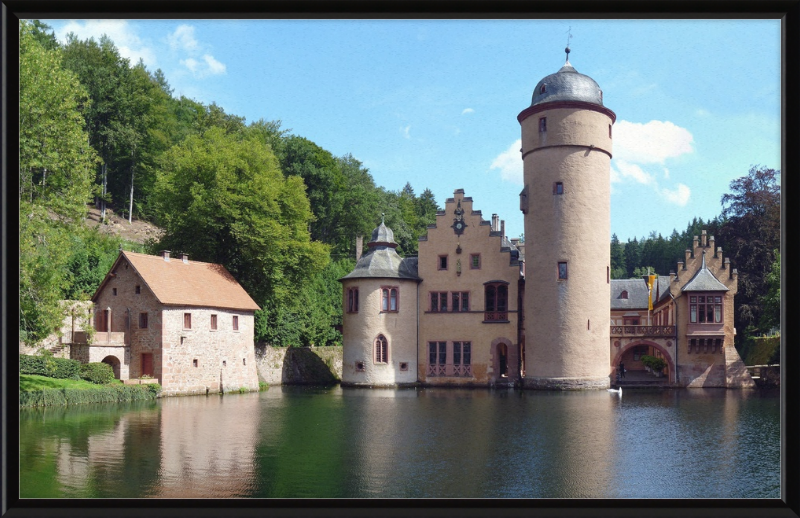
[100,251,260,311]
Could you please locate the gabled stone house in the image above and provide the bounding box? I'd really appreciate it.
[70,250,261,396]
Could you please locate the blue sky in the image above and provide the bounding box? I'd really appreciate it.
[40,18,781,243]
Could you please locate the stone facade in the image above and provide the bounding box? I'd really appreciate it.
[518,64,614,390]
[417,191,521,387]
[64,250,261,396]
[255,345,342,385]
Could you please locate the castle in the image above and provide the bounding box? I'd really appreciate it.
[340,54,755,390]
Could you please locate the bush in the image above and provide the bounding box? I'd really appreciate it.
[19,384,161,407]
[19,354,80,379]
[641,355,666,371]
[79,362,116,384]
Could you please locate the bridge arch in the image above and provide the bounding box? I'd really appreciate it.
[612,339,676,384]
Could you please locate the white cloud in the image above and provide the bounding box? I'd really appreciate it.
[55,20,156,68]
[490,139,523,185]
[169,25,226,79]
[659,183,691,206]
[167,25,199,52]
[613,120,694,164]
[461,108,474,115]
[612,160,655,185]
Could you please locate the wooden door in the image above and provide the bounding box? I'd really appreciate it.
[141,353,154,376]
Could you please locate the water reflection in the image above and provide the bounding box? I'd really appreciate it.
[19,387,780,499]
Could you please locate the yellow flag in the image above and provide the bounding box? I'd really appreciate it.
[648,275,656,310]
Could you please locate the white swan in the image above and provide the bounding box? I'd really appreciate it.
[607,387,622,396]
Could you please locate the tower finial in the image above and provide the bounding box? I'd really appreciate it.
[565,26,572,64]
[381,213,385,225]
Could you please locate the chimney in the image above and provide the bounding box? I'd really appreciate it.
[723,257,730,270]
[678,260,685,271]
[492,214,499,232]
[501,220,505,238]
[685,249,691,263]
[181,253,189,264]
[355,236,364,262]
[160,250,171,262]
[669,270,676,283]
[709,235,716,254]
[692,235,699,252]
[701,230,707,247]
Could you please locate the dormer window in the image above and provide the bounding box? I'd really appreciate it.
[620,290,628,299]
[540,84,547,94]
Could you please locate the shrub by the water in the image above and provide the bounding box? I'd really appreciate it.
[19,383,161,407]
[79,362,116,384]
[19,354,81,379]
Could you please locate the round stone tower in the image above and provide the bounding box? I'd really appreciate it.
[518,51,615,390]
[339,220,420,386]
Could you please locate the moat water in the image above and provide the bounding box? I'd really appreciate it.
[19,386,780,499]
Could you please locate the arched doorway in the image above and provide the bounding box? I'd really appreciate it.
[101,355,121,379]
[612,340,676,384]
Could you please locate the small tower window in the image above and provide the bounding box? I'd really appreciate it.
[557,262,568,280]
[540,84,546,94]
[135,285,141,294]
[438,255,448,270]
[620,290,628,299]
[554,182,564,195]
[539,117,547,133]
[600,90,603,101]
[609,124,612,138]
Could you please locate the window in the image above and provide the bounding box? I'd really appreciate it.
[232,315,239,331]
[210,314,217,330]
[453,341,472,377]
[382,287,399,312]
[620,290,628,299]
[428,341,447,376]
[243,358,247,366]
[193,359,198,367]
[135,285,141,294]
[633,346,647,361]
[374,335,388,364]
[347,287,359,313]
[112,288,117,296]
[540,84,546,94]
[452,292,470,312]
[689,295,722,323]
[431,292,448,312]
[484,283,508,321]
[399,362,409,372]
[183,312,192,329]
[470,254,481,269]
[438,255,448,270]
[539,117,547,132]
[139,312,148,329]
[558,262,568,280]
[554,182,564,195]
[356,361,365,372]
[609,124,612,138]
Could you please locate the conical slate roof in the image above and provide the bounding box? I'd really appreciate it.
[682,253,729,292]
[340,221,420,281]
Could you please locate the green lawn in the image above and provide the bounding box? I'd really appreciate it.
[20,374,122,392]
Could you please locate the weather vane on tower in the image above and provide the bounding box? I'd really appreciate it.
[565,26,572,63]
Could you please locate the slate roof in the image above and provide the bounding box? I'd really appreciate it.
[95,251,260,311]
[682,253,729,292]
[340,221,421,281]
[610,279,651,310]
[531,61,605,107]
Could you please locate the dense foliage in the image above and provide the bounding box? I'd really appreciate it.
[19,379,160,407]
[79,362,116,385]
[19,354,81,380]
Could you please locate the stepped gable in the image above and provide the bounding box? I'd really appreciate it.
[681,252,730,292]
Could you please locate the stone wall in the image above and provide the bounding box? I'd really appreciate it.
[255,344,342,385]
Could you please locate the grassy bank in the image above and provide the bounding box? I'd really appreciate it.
[20,374,160,407]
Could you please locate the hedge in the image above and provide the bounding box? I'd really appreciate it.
[19,383,161,408]
[80,362,116,384]
[19,354,81,379]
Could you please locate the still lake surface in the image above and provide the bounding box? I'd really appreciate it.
[19,385,780,499]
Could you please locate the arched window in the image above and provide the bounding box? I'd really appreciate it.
[540,84,546,94]
[484,282,509,321]
[347,287,359,313]
[374,335,388,364]
[620,290,628,299]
